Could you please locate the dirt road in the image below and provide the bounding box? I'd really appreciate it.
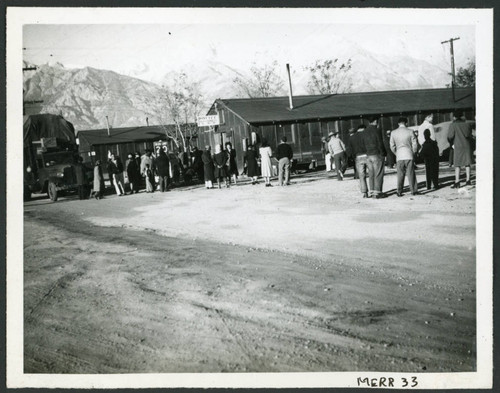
[23,165,476,373]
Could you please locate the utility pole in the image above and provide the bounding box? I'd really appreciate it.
[441,37,460,102]
[23,65,43,115]
[105,116,111,137]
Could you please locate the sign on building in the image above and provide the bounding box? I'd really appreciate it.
[153,140,169,153]
[197,115,220,127]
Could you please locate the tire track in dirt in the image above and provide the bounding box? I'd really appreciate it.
[23,207,476,373]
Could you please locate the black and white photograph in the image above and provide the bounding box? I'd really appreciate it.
[5,6,493,389]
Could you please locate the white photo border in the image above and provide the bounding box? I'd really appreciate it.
[6,6,494,389]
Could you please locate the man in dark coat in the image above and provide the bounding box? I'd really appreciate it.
[275,136,293,186]
[125,153,142,194]
[347,124,369,198]
[201,145,215,189]
[362,116,386,198]
[225,142,239,185]
[419,129,440,190]
[156,149,170,192]
[191,146,204,183]
[74,155,89,200]
[448,110,473,188]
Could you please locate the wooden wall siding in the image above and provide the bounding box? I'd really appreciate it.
[195,107,474,173]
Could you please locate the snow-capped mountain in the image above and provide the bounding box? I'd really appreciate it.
[23,62,163,130]
[23,47,452,131]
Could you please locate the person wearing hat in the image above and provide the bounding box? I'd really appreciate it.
[327,130,347,181]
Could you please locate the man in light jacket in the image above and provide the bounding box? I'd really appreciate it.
[417,112,436,147]
[327,131,347,181]
[390,117,419,197]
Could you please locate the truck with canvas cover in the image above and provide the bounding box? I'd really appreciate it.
[24,114,85,201]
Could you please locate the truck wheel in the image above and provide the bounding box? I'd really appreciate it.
[48,182,58,202]
[24,185,31,202]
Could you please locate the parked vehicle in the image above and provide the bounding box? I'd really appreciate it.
[24,114,89,201]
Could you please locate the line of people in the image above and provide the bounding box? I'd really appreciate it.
[91,147,187,199]
[343,110,474,199]
[199,137,294,189]
[89,110,474,200]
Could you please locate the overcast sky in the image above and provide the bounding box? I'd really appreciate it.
[23,22,475,84]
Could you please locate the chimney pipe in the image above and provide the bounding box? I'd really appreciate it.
[286,63,294,110]
[105,116,110,137]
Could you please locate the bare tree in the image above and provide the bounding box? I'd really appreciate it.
[304,59,353,95]
[145,73,204,152]
[450,60,475,88]
[233,60,285,98]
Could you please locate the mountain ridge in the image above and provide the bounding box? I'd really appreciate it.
[23,52,452,131]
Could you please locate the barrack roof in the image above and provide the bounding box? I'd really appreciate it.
[209,87,475,125]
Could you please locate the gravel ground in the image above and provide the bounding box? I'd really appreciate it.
[23,163,476,374]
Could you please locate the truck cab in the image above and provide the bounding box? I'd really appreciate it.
[24,138,80,201]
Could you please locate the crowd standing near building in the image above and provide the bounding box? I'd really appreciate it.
[60,107,475,202]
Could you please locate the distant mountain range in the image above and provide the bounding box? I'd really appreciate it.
[23,50,450,131]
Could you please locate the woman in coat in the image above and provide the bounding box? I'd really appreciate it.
[225,142,238,185]
[259,138,273,187]
[125,153,141,194]
[201,145,215,189]
[191,146,204,183]
[107,153,125,196]
[213,144,230,188]
[448,110,473,188]
[244,144,259,185]
[92,160,105,200]
[155,149,170,192]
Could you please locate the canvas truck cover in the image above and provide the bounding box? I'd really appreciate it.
[23,114,76,147]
